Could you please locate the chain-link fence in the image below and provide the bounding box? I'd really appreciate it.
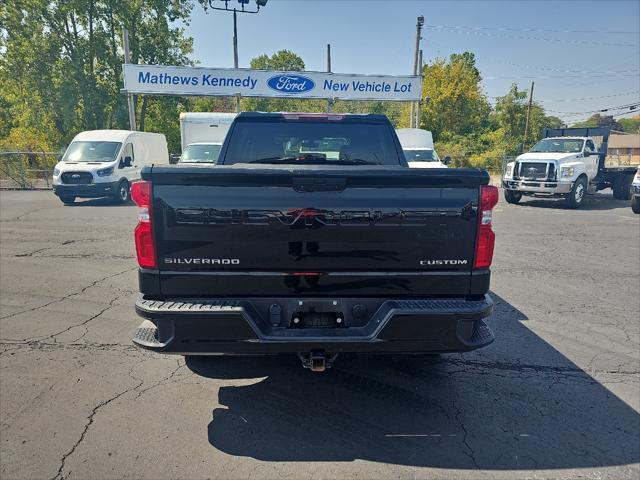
[0,151,60,189]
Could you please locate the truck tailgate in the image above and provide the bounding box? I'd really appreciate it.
[145,166,489,297]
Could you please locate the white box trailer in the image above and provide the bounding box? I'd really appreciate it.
[179,112,237,152]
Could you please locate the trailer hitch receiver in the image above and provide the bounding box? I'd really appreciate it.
[298,351,338,372]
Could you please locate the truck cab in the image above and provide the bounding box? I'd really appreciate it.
[502,127,637,208]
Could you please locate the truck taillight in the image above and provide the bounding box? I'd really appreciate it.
[131,181,157,269]
[474,185,499,269]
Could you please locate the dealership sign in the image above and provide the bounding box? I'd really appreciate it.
[122,64,421,101]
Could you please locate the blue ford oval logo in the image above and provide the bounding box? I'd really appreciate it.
[267,74,315,94]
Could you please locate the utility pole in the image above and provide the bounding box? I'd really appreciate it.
[233,9,240,113]
[122,28,136,131]
[326,44,332,113]
[410,15,424,128]
[524,81,535,146]
[415,49,423,128]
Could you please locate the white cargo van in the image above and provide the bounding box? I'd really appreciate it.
[52,130,168,204]
[396,128,449,168]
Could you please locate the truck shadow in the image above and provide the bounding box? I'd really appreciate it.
[186,293,639,470]
[516,191,632,211]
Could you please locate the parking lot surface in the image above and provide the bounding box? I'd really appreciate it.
[1,190,638,480]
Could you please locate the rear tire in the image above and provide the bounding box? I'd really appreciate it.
[632,196,640,214]
[114,180,130,204]
[565,177,587,209]
[613,175,633,200]
[504,189,522,204]
[59,196,75,205]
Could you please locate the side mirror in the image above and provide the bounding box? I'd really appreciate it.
[122,156,133,167]
[443,156,452,165]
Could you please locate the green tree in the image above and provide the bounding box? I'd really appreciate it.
[250,50,305,71]
[464,84,564,168]
[407,52,491,141]
[618,115,640,133]
[0,0,194,153]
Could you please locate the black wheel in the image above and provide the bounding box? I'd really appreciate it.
[613,175,633,200]
[565,176,587,209]
[504,189,522,204]
[59,195,75,205]
[114,180,130,204]
[632,196,640,214]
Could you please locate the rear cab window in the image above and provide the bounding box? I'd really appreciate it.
[220,116,403,166]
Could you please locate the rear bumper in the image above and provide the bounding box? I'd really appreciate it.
[502,179,572,194]
[132,294,494,355]
[53,181,117,198]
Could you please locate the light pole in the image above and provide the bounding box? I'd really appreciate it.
[208,0,269,113]
[410,15,424,128]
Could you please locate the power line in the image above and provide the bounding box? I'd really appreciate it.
[483,73,639,80]
[498,60,639,75]
[490,90,640,104]
[555,75,640,88]
[537,90,640,104]
[610,109,640,118]
[546,102,640,116]
[568,109,640,124]
[425,25,639,48]
[425,24,639,35]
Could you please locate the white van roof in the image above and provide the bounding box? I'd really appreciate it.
[72,130,165,142]
[396,128,434,149]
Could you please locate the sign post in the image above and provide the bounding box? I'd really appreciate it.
[122,28,137,130]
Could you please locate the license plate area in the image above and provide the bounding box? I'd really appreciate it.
[289,300,345,329]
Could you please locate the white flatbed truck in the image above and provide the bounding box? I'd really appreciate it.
[502,127,637,208]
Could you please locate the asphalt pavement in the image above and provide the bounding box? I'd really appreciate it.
[1,189,638,480]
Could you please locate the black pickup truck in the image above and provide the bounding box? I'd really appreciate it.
[131,112,498,371]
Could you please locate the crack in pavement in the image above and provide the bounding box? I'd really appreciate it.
[1,206,51,222]
[24,254,134,260]
[441,357,640,376]
[452,393,480,469]
[0,267,136,322]
[133,359,185,400]
[38,294,123,344]
[50,358,188,480]
[52,364,145,480]
[15,246,54,257]
[0,340,146,358]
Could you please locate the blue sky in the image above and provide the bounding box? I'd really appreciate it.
[186,0,640,124]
